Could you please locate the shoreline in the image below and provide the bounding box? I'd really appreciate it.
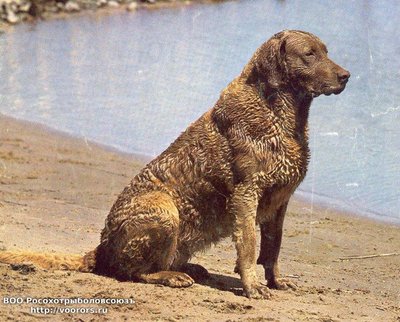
[294,190,400,228]
[2,113,399,228]
[1,113,153,163]
[1,113,399,320]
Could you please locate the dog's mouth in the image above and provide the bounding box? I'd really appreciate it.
[318,82,348,97]
[310,91,321,98]
[306,78,349,98]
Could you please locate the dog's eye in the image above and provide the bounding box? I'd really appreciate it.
[305,51,315,57]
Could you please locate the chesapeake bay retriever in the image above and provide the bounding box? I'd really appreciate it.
[0,30,349,299]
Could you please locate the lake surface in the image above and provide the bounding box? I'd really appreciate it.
[0,0,399,223]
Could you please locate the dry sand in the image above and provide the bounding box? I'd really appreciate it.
[0,114,399,321]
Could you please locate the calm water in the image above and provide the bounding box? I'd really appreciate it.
[0,1,399,223]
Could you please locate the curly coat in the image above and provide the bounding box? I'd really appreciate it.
[0,30,350,299]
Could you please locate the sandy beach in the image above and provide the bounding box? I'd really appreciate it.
[0,114,399,321]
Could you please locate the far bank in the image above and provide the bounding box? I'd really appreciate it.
[0,0,229,30]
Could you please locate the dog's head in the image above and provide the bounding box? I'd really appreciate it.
[253,30,350,98]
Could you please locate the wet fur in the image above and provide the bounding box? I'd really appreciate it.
[0,30,349,298]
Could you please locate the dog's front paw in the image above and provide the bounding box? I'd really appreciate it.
[244,283,272,299]
[267,278,297,290]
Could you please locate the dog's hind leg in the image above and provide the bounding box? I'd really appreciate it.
[97,191,194,287]
[135,208,195,288]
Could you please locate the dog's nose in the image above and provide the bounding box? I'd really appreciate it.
[338,69,350,83]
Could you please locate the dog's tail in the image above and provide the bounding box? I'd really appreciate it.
[0,249,96,272]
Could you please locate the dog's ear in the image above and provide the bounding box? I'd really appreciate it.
[254,33,287,89]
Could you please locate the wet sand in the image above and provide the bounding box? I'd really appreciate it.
[0,114,399,321]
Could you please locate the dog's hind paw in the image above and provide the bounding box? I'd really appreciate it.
[162,272,195,288]
[139,271,194,288]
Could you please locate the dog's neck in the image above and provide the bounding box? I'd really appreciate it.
[242,65,312,140]
[265,84,312,140]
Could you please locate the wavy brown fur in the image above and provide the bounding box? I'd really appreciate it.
[0,30,349,298]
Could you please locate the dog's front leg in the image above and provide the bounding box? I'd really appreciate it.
[230,183,271,299]
[257,202,296,290]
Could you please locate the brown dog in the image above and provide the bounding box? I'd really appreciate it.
[0,30,349,299]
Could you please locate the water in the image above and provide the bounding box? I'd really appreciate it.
[0,0,399,223]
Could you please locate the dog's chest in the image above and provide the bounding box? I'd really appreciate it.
[256,185,296,223]
[257,132,309,183]
[255,137,309,222]
[277,138,309,184]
